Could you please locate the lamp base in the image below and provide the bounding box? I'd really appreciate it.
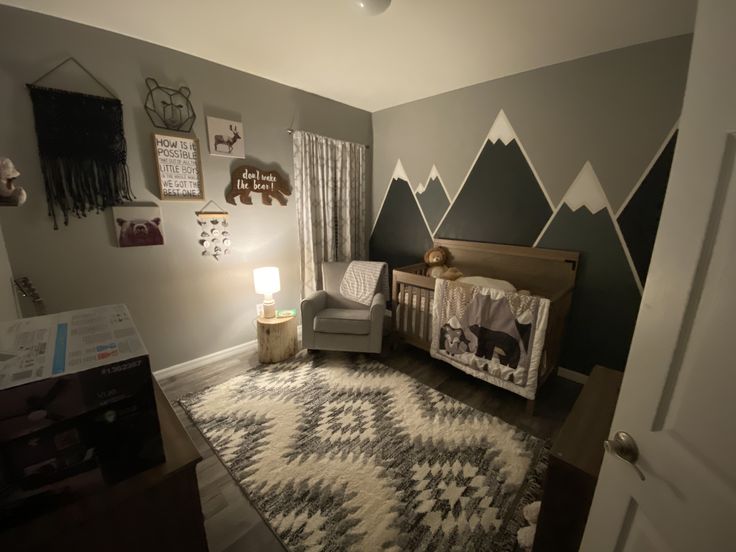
[263,300,276,318]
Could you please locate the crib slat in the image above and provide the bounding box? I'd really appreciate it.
[406,285,413,335]
[398,283,406,333]
[417,288,426,341]
[396,283,402,333]
[416,287,423,341]
[423,289,430,342]
[393,282,399,332]
[426,290,433,342]
[426,290,434,341]
[412,286,420,339]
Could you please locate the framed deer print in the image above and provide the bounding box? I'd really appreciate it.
[206,116,245,158]
[153,133,204,200]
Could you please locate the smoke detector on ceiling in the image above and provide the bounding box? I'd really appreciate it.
[352,0,391,16]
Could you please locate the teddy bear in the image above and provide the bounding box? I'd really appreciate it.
[0,158,27,206]
[424,246,463,280]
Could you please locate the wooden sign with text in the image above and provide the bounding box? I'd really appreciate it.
[153,133,204,200]
[226,164,291,206]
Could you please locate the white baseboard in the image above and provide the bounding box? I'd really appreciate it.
[557,366,589,385]
[155,328,589,391]
[155,339,258,380]
[155,324,303,380]
[156,323,589,389]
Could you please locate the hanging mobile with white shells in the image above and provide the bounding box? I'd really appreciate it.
[195,200,231,261]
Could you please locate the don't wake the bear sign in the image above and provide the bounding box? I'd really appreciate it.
[227,164,291,206]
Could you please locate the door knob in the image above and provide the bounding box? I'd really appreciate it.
[604,431,645,481]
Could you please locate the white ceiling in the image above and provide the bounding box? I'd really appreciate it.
[2,0,697,112]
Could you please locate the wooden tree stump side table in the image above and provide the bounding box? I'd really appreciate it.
[257,315,298,363]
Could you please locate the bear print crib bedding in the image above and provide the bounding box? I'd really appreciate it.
[430,279,550,400]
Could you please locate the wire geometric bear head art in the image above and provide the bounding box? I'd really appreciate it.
[144,77,196,132]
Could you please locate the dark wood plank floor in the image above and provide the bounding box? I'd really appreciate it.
[157,343,582,552]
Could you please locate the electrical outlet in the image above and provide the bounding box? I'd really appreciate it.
[256,303,264,317]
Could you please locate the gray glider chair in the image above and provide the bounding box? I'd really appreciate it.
[301,262,385,354]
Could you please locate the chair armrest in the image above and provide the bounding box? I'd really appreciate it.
[301,291,327,349]
[369,293,386,352]
[370,293,386,321]
[301,290,328,317]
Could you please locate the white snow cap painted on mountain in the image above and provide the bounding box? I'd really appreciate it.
[487,110,516,145]
[561,162,609,214]
[416,165,441,194]
[391,159,410,184]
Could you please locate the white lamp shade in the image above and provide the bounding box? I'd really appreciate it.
[253,267,281,295]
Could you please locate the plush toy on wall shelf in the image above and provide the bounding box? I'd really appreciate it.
[424,246,463,280]
[0,158,27,207]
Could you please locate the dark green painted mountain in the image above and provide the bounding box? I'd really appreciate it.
[618,132,678,284]
[416,177,450,232]
[436,139,552,245]
[370,178,433,271]
[538,204,641,374]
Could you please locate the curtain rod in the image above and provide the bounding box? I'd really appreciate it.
[286,128,370,149]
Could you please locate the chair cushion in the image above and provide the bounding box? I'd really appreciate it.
[314,308,371,335]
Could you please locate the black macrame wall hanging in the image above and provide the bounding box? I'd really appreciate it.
[27,58,133,229]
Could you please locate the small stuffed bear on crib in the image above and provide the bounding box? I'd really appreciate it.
[424,246,463,280]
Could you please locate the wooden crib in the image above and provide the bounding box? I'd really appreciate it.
[392,239,578,405]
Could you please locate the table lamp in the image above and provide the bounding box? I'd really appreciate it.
[253,266,280,318]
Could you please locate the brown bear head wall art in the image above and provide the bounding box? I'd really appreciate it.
[116,217,164,247]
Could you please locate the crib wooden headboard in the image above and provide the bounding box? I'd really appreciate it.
[434,238,579,300]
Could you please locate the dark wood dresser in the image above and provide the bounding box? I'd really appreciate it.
[1,381,208,552]
[533,365,623,552]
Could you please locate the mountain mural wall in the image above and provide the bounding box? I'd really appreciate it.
[369,109,678,374]
[370,161,433,272]
[536,163,642,372]
[436,111,553,245]
[415,166,450,232]
[618,130,679,284]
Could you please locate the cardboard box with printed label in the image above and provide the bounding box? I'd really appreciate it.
[0,305,164,528]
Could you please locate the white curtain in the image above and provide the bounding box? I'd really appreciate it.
[293,130,367,297]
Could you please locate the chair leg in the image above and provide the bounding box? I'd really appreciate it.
[387,332,401,351]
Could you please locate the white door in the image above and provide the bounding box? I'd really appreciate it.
[0,222,18,321]
[581,2,736,551]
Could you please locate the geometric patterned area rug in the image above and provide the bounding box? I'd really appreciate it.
[180,352,547,552]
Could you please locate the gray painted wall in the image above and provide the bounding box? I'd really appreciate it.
[0,6,371,370]
[372,35,692,218]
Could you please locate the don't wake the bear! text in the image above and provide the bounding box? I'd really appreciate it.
[227,164,291,206]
